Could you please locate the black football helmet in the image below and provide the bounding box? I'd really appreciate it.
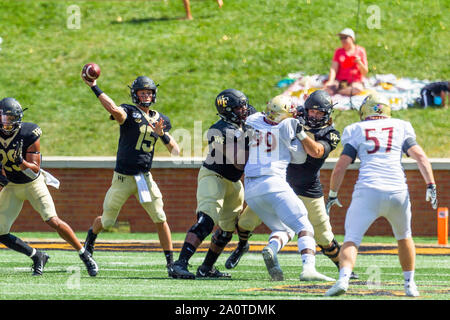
[0,97,23,135]
[130,76,158,107]
[215,89,249,124]
[304,90,335,128]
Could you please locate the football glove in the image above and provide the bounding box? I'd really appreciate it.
[12,139,24,165]
[425,183,438,210]
[326,191,342,215]
[296,122,307,141]
[0,173,8,187]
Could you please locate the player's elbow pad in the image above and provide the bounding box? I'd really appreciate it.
[290,139,307,164]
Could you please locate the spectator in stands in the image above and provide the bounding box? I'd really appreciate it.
[324,28,368,96]
[183,0,223,20]
[419,81,449,108]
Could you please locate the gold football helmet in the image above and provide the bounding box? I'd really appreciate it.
[359,94,391,120]
[265,95,296,123]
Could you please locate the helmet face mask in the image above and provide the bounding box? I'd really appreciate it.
[359,94,391,121]
[304,90,334,128]
[130,76,158,108]
[0,98,23,135]
[215,89,249,124]
[265,95,296,123]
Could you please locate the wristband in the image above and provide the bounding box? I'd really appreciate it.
[91,85,103,98]
[296,130,308,141]
[160,133,170,144]
[329,190,338,198]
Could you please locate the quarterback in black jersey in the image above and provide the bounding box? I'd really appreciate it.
[226,90,357,279]
[82,74,180,276]
[0,97,98,276]
[171,89,252,279]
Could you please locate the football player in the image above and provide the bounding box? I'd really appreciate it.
[226,90,357,279]
[171,89,251,279]
[0,97,98,276]
[324,95,438,297]
[81,75,180,276]
[243,94,334,282]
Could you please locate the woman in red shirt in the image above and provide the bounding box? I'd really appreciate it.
[324,28,368,96]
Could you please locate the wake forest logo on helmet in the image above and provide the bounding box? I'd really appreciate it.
[216,95,228,108]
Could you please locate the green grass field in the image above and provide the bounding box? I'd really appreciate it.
[0,0,448,157]
[1,233,449,300]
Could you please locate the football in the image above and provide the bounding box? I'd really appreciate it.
[82,63,101,81]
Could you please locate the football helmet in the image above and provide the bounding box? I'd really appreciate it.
[130,76,158,107]
[265,95,295,124]
[0,97,23,135]
[215,89,249,124]
[359,94,391,121]
[304,90,335,128]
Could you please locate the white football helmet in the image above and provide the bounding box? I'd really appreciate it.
[265,95,296,123]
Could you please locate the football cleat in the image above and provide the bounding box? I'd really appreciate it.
[166,262,175,277]
[405,282,420,297]
[324,278,349,297]
[171,260,195,279]
[225,242,250,269]
[196,265,231,279]
[262,245,284,281]
[350,271,359,280]
[31,251,50,276]
[79,250,98,277]
[84,228,97,256]
[300,266,335,282]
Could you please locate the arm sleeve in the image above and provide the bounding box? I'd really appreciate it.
[341,143,357,162]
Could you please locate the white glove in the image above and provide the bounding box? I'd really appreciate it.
[426,183,438,210]
[325,190,343,215]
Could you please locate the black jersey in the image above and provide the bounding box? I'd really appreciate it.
[203,119,247,182]
[423,81,449,95]
[0,122,42,184]
[115,104,171,175]
[286,125,340,198]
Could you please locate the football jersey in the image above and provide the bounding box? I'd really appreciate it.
[342,117,416,191]
[203,118,247,182]
[287,124,341,198]
[0,122,42,184]
[244,112,306,180]
[115,104,171,175]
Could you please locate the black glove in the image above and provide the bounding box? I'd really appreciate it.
[0,172,8,187]
[296,107,306,125]
[12,139,24,165]
[426,183,438,210]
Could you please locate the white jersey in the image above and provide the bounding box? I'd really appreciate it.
[342,117,416,192]
[244,112,306,179]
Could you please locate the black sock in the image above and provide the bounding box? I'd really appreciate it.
[178,242,197,264]
[86,228,97,243]
[203,249,220,269]
[0,233,34,257]
[238,239,248,248]
[164,250,173,265]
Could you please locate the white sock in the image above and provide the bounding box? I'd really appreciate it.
[268,238,281,253]
[78,247,85,255]
[29,248,36,258]
[301,253,315,268]
[339,267,352,282]
[403,270,415,283]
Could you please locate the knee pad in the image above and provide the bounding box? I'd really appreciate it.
[318,238,341,259]
[297,235,316,253]
[212,228,233,248]
[189,211,215,241]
